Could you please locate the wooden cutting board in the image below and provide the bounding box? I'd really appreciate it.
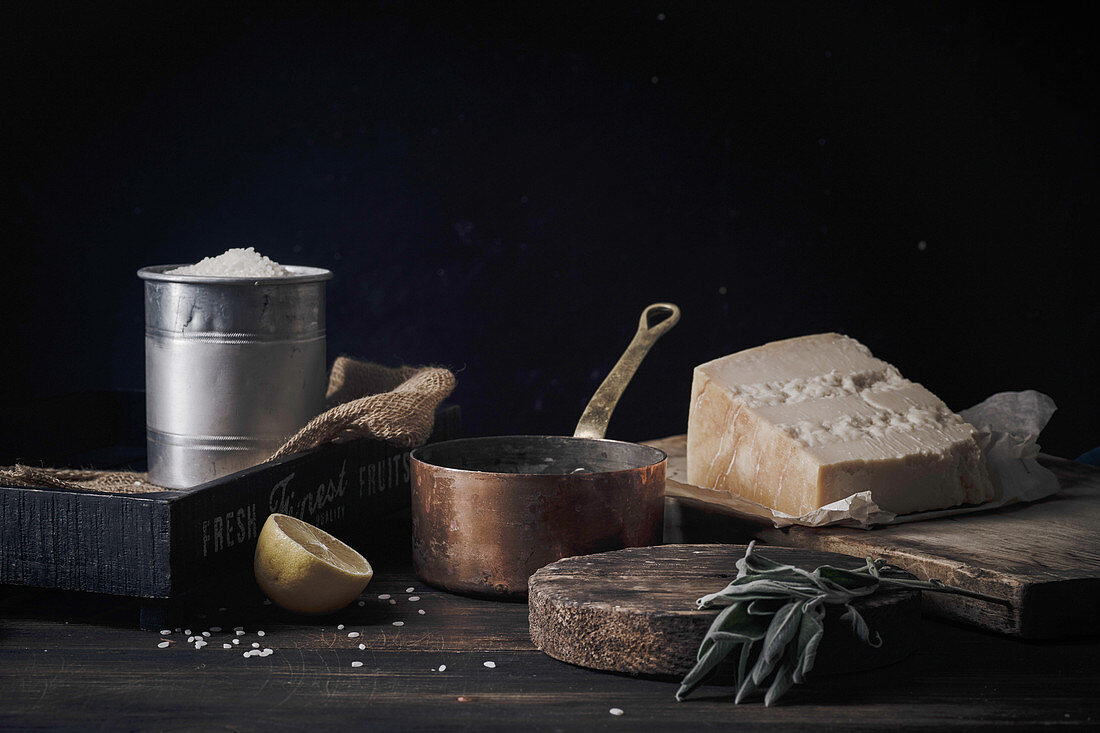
[529,544,919,678]
[649,434,1100,638]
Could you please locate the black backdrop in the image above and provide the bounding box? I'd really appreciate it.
[6,2,1097,458]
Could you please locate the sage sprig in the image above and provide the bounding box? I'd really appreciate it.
[676,542,1004,706]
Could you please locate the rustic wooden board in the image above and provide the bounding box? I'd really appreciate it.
[529,544,919,678]
[649,434,1100,638]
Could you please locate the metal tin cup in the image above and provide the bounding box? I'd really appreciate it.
[137,265,333,488]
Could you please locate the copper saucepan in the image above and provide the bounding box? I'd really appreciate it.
[410,303,681,599]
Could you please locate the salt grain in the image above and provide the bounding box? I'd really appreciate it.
[157,641,170,648]
[392,621,404,627]
[483,661,496,669]
[168,247,290,278]
[610,708,624,716]
[351,661,363,668]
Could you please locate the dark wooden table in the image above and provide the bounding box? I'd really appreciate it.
[2,516,1098,732]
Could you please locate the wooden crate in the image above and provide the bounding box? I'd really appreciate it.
[0,391,459,626]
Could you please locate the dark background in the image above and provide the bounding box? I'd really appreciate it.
[6,2,1097,459]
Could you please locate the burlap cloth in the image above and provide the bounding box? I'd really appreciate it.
[0,358,456,494]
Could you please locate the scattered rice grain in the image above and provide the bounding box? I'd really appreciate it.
[157,641,170,648]
[348,632,360,638]
[483,661,496,669]
[392,621,404,627]
[351,661,363,668]
[610,708,624,716]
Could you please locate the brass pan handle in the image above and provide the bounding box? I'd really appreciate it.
[573,302,681,440]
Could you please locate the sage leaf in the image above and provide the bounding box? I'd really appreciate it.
[676,638,736,702]
[761,601,802,666]
[734,664,757,704]
[793,602,825,684]
[840,604,882,648]
[765,642,801,707]
[737,639,755,688]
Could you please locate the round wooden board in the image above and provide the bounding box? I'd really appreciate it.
[528,544,919,678]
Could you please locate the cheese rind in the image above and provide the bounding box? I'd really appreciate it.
[686,333,994,516]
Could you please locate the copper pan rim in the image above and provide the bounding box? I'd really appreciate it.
[410,435,667,477]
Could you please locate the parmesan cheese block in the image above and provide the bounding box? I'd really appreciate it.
[686,333,994,516]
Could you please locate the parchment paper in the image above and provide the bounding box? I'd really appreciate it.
[662,390,1061,530]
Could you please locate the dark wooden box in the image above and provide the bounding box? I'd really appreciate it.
[0,391,459,624]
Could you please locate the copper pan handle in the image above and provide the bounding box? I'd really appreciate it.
[573,302,681,440]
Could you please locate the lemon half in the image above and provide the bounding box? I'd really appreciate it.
[254,513,373,614]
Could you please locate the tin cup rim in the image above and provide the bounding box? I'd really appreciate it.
[137,264,333,284]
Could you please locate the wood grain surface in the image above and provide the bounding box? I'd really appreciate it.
[651,434,1100,638]
[528,544,919,677]
[2,515,1099,732]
